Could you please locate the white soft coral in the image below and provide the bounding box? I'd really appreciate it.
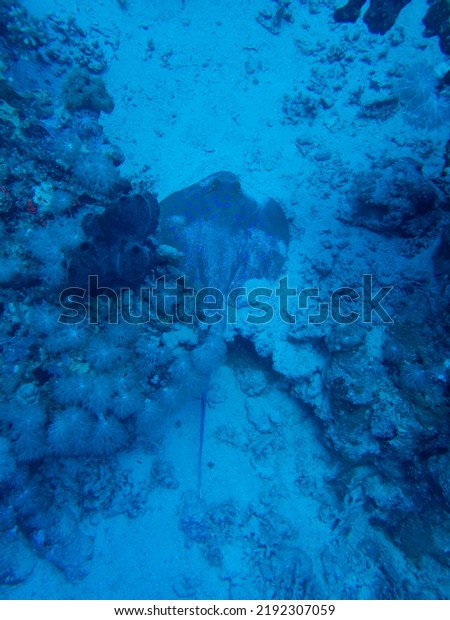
[394,63,450,129]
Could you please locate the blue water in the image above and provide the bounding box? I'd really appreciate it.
[0,0,450,600]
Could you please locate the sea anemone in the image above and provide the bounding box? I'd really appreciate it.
[28,302,61,336]
[0,437,16,483]
[53,370,116,418]
[28,226,64,263]
[47,407,90,456]
[83,373,115,416]
[4,402,45,434]
[52,374,91,407]
[400,363,430,394]
[0,255,22,286]
[383,339,405,364]
[5,403,47,462]
[45,218,86,251]
[74,153,120,197]
[44,322,88,354]
[111,368,135,393]
[50,190,76,216]
[28,225,67,290]
[52,128,82,169]
[103,321,138,346]
[71,109,101,137]
[112,388,144,420]
[38,260,66,289]
[87,415,127,455]
[135,335,160,375]
[86,333,126,371]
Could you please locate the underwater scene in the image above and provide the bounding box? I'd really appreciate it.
[0,0,450,601]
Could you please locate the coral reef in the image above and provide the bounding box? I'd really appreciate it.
[66,192,159,289]
[423,0,450,55]
[61,68,114,113]
[1,0,450,601]
[334,0,412,34]
[343,158,440,237]
[256,1,294,35]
